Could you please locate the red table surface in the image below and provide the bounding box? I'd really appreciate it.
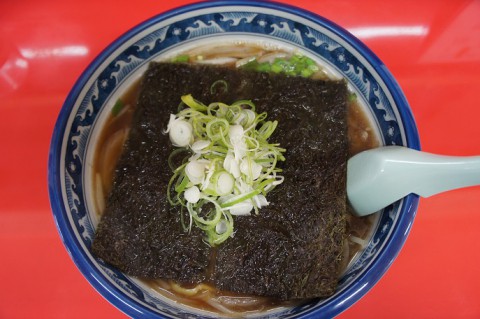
[1,0,480,318]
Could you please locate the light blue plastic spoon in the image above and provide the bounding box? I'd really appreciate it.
[347,146,480,216]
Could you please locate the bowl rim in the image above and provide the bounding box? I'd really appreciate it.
[48,1,421,318]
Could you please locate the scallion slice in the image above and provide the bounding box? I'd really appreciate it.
[166,94,286,245]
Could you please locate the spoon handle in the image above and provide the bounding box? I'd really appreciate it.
[382,147,480,197]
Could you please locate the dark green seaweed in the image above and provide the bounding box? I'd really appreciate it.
[92,62,349,299]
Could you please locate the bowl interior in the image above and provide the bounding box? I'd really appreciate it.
[49,1,420,318]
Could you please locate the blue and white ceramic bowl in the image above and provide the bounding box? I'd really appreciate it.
[48,1,420,318]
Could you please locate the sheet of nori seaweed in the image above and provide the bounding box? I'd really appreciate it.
[92,62,348,299]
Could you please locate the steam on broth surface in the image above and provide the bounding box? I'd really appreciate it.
[92,43,379,316]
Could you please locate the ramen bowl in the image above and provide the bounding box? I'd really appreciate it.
[48,1,420,318]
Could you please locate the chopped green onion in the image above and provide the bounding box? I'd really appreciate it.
[181,94,208,112]
[166,93,286,245]
[172,54,190,63]
[184,186,200,203]
[348,92,358,102]
[240,54,319,78]
[111,99,124,116]
[166,115,194,147]
[210,80,228,94]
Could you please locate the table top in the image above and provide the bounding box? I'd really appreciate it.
[1,0,480,318]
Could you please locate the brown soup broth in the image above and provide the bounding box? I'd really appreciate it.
[91,50,379,315]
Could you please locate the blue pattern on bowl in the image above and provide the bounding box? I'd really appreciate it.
[49,1,420,318]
